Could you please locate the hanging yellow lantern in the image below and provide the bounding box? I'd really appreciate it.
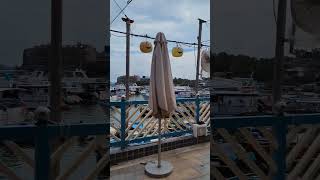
[172,44,183,57]
[140,41,153,53]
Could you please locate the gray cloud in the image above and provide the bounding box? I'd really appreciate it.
[0,0,106,66]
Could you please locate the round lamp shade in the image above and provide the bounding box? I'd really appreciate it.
[140,41,153,53]
[172,46,183,57]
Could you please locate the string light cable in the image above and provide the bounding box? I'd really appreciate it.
[110,29,210,47]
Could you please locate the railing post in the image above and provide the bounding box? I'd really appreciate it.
[34,108,51,180]
[273,116,287,180]
[195,95,200,124]
[120,97,127,149]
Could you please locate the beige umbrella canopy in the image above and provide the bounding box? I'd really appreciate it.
[145,32,176,177]
[149,32,177,118]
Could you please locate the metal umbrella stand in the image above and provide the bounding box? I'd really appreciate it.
[145,118,173,178]
[145,32,176,178]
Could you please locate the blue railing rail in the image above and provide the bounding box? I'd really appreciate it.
[110,97,210,149]
[0,123,108,180]
[213,113,320,180]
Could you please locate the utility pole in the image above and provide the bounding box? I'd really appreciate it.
[49,0,63,179]
[122,17,134,100]
[50,0,62,123]
[273,0,287,108]
[195,18,207,95]
[272,1,287,180]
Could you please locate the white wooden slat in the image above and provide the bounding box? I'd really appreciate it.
[213,144,248,180]
[84,153,108,180]
[56,140,96,180]
[239,128,277,172]
[125,106,150,133]
[287,127,318,169]
[302,151,320,180]
[288,133,320,180]
[50,138,76,164]
[126,109,153,140]
[134,117,155,139]
[217,129,269,180]
[0,160,23,180]
[2,140,34,169]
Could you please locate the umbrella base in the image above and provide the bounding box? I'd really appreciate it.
[145,160,173,178]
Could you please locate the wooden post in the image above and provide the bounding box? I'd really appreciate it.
[195,18,206,95]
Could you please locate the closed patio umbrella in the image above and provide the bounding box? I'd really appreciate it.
[145,32,177,178]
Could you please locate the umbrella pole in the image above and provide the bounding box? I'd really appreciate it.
[158,118,161,168]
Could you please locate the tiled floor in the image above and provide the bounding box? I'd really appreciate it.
[110,143,209,180]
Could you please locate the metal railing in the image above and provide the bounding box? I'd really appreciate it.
[0,123,109,180]
[213,113,320,180]
[110,97,210,149]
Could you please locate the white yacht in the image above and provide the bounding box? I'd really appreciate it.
[0,88,27,125]
[129,83,143,94]
[17,84,49,109]
[174,86,194,98]
[210,77,259,116]
[13,69,107,104]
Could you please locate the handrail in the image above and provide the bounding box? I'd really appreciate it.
[110,97,210,106]
[0,123,109,180]
[214,113,320,180]
[214,114,320,128]
[109,97,210,148]
[0,123,108,139]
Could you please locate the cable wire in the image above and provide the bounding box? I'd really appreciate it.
[273,0,277,24]
[111,32,126,37]
[110,0,133,25]
[110,29,210,47]
[113,0,127,17]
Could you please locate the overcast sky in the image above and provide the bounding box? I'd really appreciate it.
[110,0,210,82]
[1,0,318,74]
[0,0,106,66]
[213,0,320,58]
